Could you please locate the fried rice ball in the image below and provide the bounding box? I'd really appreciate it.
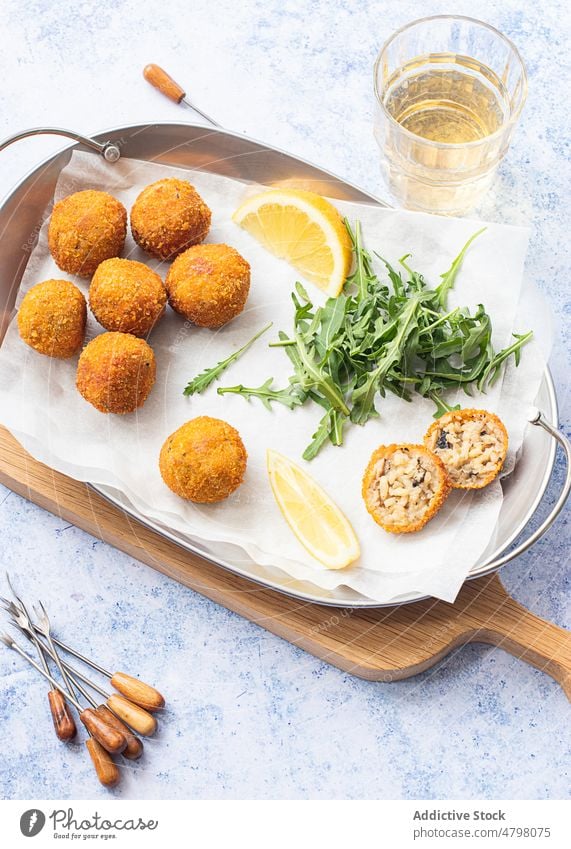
[130,178,211,260]
[18,279,86,358]
[76,332,156,414]
[166,243,250,328]
[424,408,508,489]
[89,258,167,337]
[159,416,247,503]
[48,190,127,278]
[362,444,451,534]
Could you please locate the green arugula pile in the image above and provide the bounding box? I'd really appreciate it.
[185,221,532,461]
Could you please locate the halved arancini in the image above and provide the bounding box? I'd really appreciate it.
[424,408,508,490]
[362,443,451,534]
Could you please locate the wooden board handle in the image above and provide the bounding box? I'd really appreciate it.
[469,592,571,700]
[48,689,77,741]
[86,738,120,788]
[111,672,165,712]
[143,64,185,103]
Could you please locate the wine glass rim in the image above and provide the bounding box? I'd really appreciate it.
[373,14,528,150]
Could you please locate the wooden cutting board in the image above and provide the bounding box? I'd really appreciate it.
[1,425,569,698]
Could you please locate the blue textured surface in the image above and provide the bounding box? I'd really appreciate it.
[0,0,569,800]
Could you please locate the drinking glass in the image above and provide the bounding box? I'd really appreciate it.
[374,15,527,215]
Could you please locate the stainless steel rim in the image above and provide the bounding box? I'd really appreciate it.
[0,121,565,608]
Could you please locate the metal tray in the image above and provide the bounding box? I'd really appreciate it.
[0,121,569,608]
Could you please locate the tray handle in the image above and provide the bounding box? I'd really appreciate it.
[0,127,121,162]
[479,409,571,573]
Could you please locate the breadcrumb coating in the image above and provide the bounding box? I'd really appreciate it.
[166,243,250,328]
[362,443,451,534]
[159,416,247,503]
[424,408,508,489]
[18,279,87,358]
[131,178,211,260]
[76,332,156,414]
[48,190,127,277]
[89,258,167,337]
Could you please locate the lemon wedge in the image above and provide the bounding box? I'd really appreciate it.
[232,189,352,297]
[267,449,360,570]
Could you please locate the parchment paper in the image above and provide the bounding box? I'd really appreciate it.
[0,151,551,603]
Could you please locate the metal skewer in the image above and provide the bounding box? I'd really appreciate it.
[24,624,164,712]
[0,631,127,757]
[1,601,157,738]
[143,63,220,127]
[33,601,77,698]
[32,599,144,761]
[27,610,122,788]
[9,613,147,754]
[4,577,76,742]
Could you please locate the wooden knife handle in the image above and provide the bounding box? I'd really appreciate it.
[143,64,185,103]
[96,705,144,760]
[107,694,157,736]
[81,708,127,754]
[111,672,165,711]
[48,689,77,741]
[86,738,120,788]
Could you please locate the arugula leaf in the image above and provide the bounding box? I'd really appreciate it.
[293,330,350,415]
[477,331,534,391]
[302,407,347,461]
[320,294,348,352]
[435,227,486,308]
[429,390,462,419]
[217,378,306,410]
[345,219,376,301]
[215,221,532,460]
[183,322,272,395]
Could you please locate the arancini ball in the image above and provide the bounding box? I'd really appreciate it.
[424,409,508,490]
[76,332,156,414]
[48,190,127,278]
[89,258,167,337]
[362,444,450,534]
[130,178,211,260]
[18,279,87,358]
[159,416,247,503]
[166,243,250,328]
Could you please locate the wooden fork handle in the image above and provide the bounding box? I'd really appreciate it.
[96,705,143,760]
[86,738,120,788]
[48,689,77,741]
[81,708,127,754]
[143,64,185,103]
[107,694,157,736]
[111,671,165,711]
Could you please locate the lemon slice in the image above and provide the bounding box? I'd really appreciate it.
[267,449,360,570]
[232,189,352,297]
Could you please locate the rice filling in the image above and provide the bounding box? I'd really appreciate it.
[425,411,507,487]
[362,444,450,533]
